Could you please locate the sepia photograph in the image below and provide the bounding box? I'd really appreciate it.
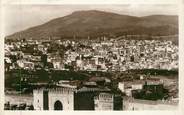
[3,4,179,111]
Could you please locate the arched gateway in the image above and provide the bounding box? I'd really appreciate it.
[54,100,63,110]
[33,88,74,110]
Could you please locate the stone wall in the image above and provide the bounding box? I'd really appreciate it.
[94,93,113,110]
[33,87,74,110]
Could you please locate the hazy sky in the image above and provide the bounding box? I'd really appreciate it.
[2,4,178,36]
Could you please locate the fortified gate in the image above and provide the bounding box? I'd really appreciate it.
[33,87,122,110]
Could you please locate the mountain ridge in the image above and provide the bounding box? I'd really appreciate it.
[6,10,178,40]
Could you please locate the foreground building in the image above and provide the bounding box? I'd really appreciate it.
[33,87,122,110]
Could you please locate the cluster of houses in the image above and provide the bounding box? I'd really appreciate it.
[5,37,178,72]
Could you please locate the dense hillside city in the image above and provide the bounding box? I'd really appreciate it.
[4,10,179,111]
[5,36,178,72]
[4,36,178,110]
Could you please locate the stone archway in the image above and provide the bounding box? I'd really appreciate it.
[54,100,63,110]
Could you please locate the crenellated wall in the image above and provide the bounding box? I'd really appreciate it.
[94,93,114,110]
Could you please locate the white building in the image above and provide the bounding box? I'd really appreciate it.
[118,82,125,92]
[94,93,114,110]
[118,81,144,96]
[33,88,74,110]
[17,60,34,69]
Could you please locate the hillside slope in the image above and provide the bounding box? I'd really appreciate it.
[6,10,178,40]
